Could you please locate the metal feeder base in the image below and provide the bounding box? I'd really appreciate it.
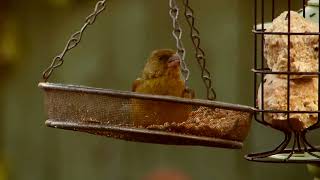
[40,82,254,149]
[245,150,320,163]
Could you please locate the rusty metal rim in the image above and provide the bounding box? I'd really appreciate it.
[38,82,254,113]
[46,120,243,149]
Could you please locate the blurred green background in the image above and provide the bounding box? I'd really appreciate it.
[0,0,319,179]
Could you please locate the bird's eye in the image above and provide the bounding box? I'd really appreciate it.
[159,55,169,61]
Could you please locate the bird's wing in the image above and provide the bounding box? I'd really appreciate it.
[132,78,142,92]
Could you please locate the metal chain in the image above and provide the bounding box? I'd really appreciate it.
[169,0,190,83]
[183,0,217,100]
[42,0,107,82]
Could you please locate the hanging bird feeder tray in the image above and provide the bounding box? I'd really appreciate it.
[39,0,253,149]
[39,83,252,148]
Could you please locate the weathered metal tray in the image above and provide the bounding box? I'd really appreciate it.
[39,82,254,149]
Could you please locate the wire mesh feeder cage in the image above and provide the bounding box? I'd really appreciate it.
[245,0,320,163]
[39,0,254,149]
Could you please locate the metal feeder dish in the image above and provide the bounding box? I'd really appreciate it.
[39,83,253,148]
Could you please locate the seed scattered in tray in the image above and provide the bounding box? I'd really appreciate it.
[145,107,252,142]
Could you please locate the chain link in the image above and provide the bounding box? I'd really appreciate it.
[183,0,216,100]
[169,0,190,83]
[42,0,107,82]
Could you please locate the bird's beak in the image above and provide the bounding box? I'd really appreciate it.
[168,54,181,68]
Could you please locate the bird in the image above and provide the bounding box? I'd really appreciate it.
[131,49,194,128]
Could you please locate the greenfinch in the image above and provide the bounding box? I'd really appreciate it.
[132,49,194,127]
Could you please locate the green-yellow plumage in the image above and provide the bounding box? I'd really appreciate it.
[132,49,194,127]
